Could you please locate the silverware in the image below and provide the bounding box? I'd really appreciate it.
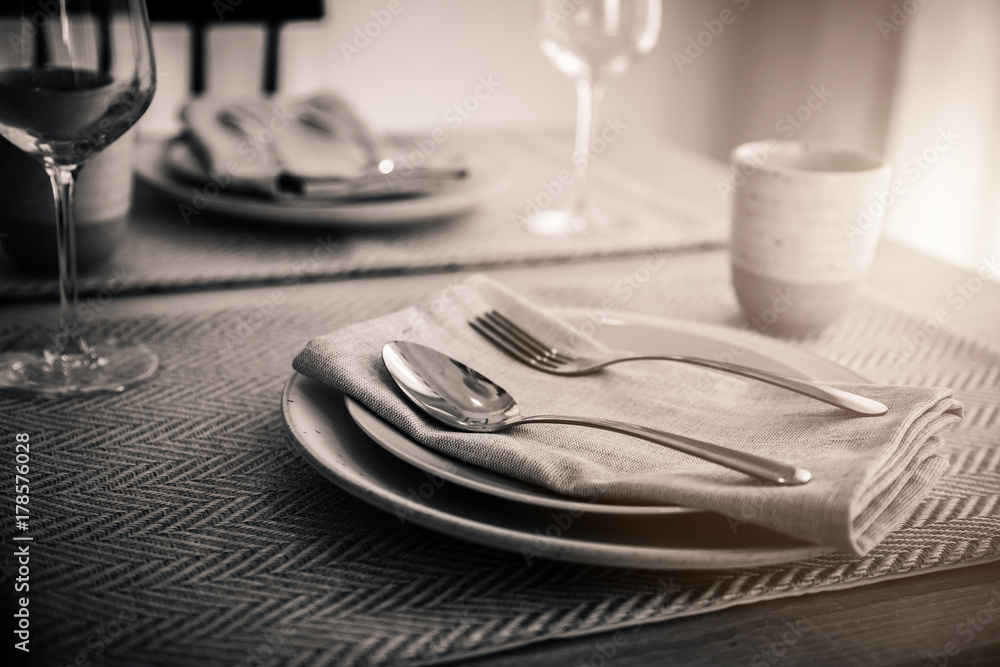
[471,310,888,417]
[217,104,460,200]
[382,341,812,485]
[297,92,468,183]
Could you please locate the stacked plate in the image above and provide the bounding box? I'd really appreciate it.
[280,310,857,569]
[135,137,507,228]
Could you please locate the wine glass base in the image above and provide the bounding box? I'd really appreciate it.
[0,343,158,397]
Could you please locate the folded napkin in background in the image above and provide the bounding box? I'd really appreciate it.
[173,91,467,201]
[293,275,964,555]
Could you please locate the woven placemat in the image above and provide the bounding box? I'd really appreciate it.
[1,261,998,666]
[0,133,725,300]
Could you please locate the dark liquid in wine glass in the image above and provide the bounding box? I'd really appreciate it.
[0,66,152,165]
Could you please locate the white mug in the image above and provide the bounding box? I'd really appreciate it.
[728,140,892,332]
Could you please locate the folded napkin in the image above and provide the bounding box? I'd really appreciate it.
[293,275,964,555]
[172,91,467,201]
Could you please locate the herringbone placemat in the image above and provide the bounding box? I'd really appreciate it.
[1,261,998,666]
[0,133,725,300]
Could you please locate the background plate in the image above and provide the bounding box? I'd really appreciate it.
[135,138,507,227]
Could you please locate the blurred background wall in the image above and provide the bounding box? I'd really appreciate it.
[145,0,1000,274]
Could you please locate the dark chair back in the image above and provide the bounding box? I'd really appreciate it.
[146,0,325,95]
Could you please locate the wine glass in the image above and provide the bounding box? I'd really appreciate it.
[0,0,157,395]
[531,0,661,235]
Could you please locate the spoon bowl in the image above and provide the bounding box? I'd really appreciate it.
[382,339,521,430]
[381,341,811,485]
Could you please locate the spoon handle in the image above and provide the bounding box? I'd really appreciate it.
[519,415,811,485]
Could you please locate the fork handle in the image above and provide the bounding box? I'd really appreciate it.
[611,355,888,416]
[519,415,811,485]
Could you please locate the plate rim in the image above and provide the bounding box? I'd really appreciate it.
[134,138,506,227]
[280,308,845,569]
[281,373,832,569]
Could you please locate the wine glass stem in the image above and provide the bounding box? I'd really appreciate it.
[45,163,83,351]
[569,78,606,215]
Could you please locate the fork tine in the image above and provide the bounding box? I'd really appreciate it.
[471,317,559,369]
[486,311,572,362]
[481,311,552,359]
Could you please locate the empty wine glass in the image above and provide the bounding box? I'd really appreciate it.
[531,0,661,235]
[0,0,157,395]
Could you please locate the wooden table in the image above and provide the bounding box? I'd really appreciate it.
[2,135,998,666]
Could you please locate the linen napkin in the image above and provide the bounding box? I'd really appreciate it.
[292,275,964,555]
[170,91,467,200]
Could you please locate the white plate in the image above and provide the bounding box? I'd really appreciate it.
[134,139,507,228]
[280,309,861,569]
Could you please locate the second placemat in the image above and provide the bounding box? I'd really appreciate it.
[0,133,726,299]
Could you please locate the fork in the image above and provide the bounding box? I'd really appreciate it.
[217,105,459,200]
[470,310,888,416]
[297,93,468,183]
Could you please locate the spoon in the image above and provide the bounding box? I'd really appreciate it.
[210,103,464,201]
[382,341,812,486]
[297,92,468,182]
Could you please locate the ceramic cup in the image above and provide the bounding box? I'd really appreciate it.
[728,140,893,333]
[0,130,135,273]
